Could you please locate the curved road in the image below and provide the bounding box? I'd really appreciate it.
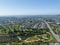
[44,20,60,42]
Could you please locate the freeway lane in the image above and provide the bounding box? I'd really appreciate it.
[44,20,60,42]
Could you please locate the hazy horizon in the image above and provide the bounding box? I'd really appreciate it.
[0,0,60,16]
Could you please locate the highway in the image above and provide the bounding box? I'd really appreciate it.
[44,20,60,42]
[0,19,60,42]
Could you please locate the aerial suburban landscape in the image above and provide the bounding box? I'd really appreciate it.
[0,15,60,45]
[0,0,60,45]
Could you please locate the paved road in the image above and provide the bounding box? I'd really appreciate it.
[24,38,40,43]
[44,20,60,42]
[0,24,22,41]
[49,43,60,45]
[33,23,39,28]
[17,36,22,41]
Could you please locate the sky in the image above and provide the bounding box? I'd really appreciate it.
[0,0,60,16]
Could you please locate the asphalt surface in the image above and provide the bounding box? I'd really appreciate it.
[44,20,60,42]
